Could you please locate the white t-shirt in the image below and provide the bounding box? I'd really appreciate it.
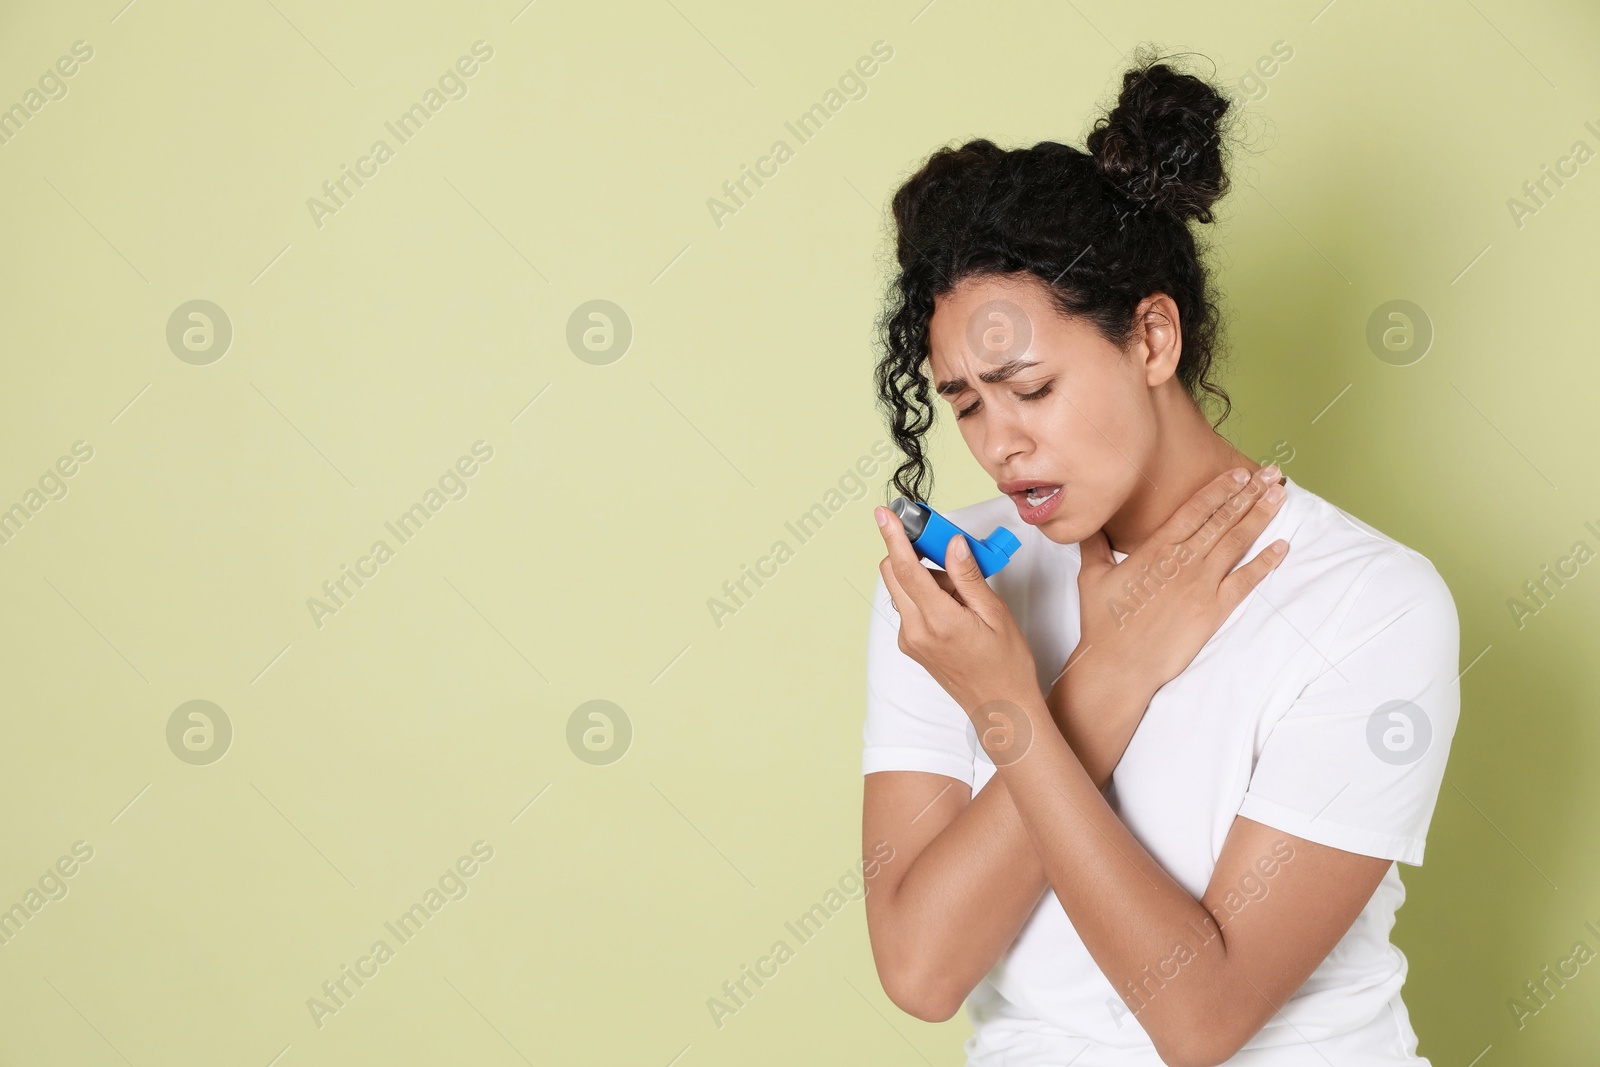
[862,474,1461,1066]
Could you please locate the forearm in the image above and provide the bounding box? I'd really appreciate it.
[988,687,1237,1059]
[874,773,1049,1018]
[1047,663,1151,791]
[876,679,1154,1015]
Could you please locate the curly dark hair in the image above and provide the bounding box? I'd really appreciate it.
[873,45,1241,506]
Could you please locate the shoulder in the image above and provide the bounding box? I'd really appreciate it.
[1280,477,1457,636]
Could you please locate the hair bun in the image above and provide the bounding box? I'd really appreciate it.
[1086,48,1232,224]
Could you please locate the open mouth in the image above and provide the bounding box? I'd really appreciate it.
[1023,485,1061,508]
[1004,482,1065,525]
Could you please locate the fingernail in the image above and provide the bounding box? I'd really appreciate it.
[1257,464,1280,484]
[1264,483,1285,504]
[874,507,888,528]
[1231,468,1249,485]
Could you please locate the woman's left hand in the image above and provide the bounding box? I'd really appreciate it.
[874,506,1040,719]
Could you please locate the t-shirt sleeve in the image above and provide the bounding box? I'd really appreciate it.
[1236,550,1461,866]
[861,570,977,786]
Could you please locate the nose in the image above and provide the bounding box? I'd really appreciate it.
[981,400,1033,468]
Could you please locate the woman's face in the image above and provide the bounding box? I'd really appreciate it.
[926,272,1172,545]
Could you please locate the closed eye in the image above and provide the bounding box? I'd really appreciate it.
[955,380,1054,420]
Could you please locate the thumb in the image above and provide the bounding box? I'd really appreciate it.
[943,534,992,603]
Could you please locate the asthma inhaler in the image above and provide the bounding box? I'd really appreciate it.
[887,497,1022,578]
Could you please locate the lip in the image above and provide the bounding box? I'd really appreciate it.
[1004,483,1064,525]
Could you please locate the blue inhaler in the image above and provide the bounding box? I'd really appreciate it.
[887,497,1022,578]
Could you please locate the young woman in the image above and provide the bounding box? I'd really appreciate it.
[860,51,1461,1067]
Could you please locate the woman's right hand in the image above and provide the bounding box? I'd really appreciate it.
[1047,465,1289,785]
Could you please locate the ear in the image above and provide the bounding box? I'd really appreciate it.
[1134,292,1182,388]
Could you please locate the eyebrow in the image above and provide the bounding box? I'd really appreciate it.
[934,358,1039,397]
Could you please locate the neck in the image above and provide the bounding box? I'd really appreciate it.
[1101,385,1258,558]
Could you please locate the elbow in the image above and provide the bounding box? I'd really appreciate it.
[874,956,966,1023]
[865,906,972,1023]
[1152,1043,1231,1067]
[1147,1012,1250,1067]
[889,988,963,1024]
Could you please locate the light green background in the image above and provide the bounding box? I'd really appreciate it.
[0,0,1595,1063]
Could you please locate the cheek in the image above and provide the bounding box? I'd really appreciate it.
[953,414,980,453]
[1051,381,1145,469]
[1044,391,1150,532]
[1088,367,1155,452]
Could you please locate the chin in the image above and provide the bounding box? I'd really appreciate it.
[1034,514,1082,545]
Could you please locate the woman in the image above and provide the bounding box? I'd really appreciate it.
[860,49,1461,1067]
